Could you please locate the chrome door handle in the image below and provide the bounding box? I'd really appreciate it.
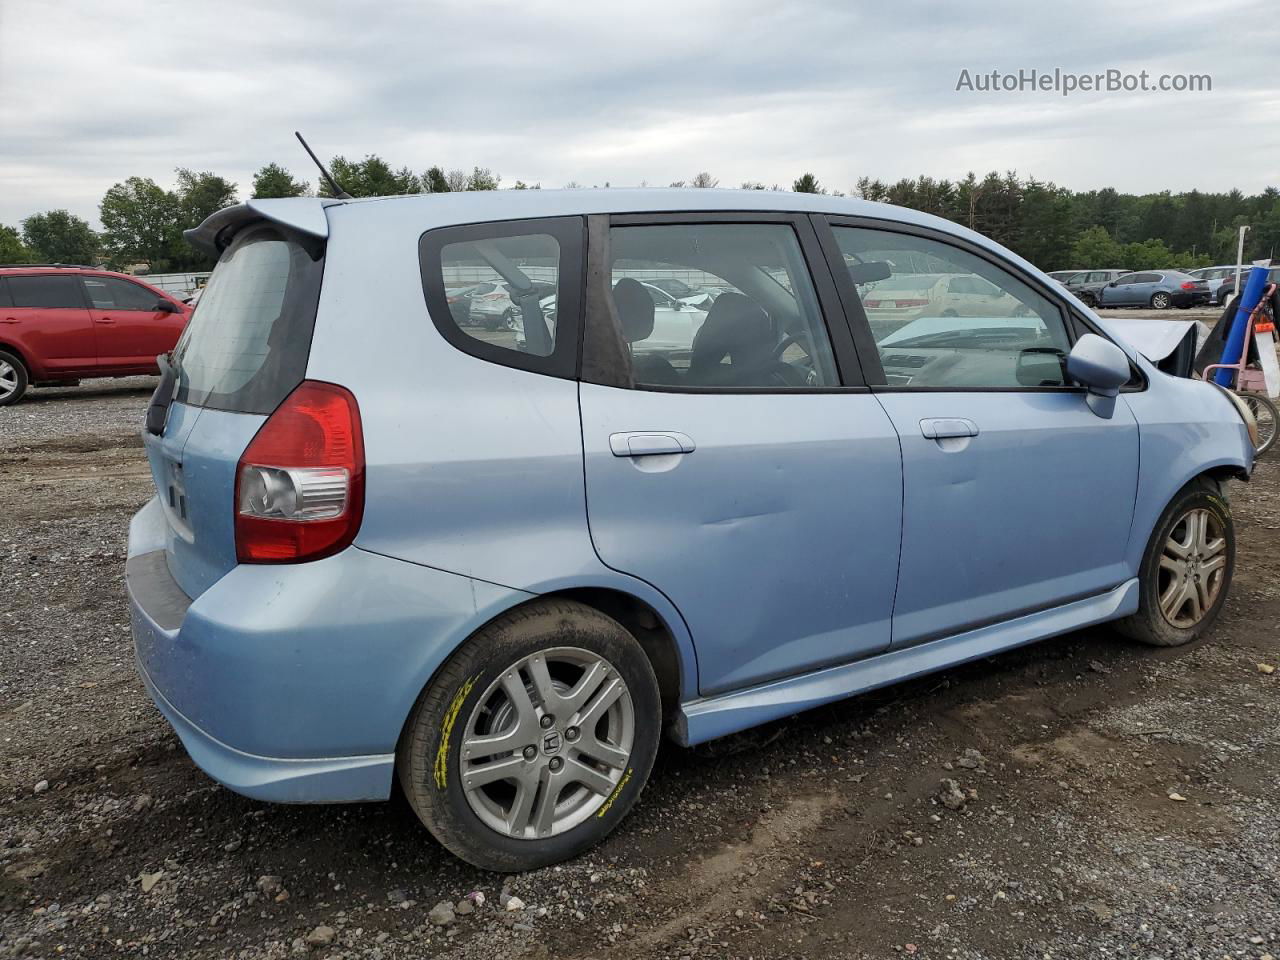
[919,418,978,440]
[95,317,115,324]
[609,431,696,457]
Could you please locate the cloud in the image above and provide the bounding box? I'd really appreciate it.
[0,0,1276,227]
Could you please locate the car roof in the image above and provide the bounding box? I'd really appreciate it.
[189,190,1049,281]
[0,265,156,282]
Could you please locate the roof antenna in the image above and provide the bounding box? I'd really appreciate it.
[295,131,352,199]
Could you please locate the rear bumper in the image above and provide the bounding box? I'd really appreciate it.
[134,649,394,803]
[127,496,532,803]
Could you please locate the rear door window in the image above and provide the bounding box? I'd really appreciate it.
[590,222,840,389]
[8,275,85,308]
[83,276,163,310]
[0,278,11,308]
[170,225,324,414]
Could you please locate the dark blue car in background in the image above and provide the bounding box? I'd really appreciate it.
[1096,270,1211,309]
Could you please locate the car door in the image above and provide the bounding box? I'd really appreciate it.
[81,275,184,370]
[1131,272,1162,304]
[578,214,903,697]
[3,273,96,375]
[1103,272,1140,305]
[820,217,1139,649]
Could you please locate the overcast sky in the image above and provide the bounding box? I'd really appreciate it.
[1,0,1278,228]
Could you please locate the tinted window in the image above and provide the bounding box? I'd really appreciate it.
[1135,273,1162,283]
[83,276,162,311]
[600,223,837,389]
[833,226,1071,389]
[171,226,323,414]
[0,278,10,308]
[8,275,83,309]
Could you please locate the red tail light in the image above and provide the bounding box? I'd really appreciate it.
[1180,282,1196,290]
[894,299,930,308]
[864,299,881,308]
[234,381,364,563]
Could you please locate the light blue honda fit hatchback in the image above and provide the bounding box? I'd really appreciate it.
[128,189,1255,870]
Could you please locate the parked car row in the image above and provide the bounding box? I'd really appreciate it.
[0,264,192,405]
[1050,268,1210,309]
[1214,265,1280,311]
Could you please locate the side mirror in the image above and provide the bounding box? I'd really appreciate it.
[156,299,180,314]
[1107,281,1117,287]
[1066,333,1130,419]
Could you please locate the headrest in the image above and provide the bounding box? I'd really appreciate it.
[690,292,771,371]
[612,278,655,344]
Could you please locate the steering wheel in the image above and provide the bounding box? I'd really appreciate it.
[771,332,801,361]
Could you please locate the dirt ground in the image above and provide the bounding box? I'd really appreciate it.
[2,368,1279,960]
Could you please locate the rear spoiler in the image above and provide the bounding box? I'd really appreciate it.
[183,197,340,257]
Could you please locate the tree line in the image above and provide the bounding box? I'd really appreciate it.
[2,156,1277,275]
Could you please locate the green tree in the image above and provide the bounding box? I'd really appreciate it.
[1121,237,1178,270]
[323,156,420,198]
[252,163,308,198]
[170,169,238,269]
[0,224,35,263]
[466,167,501,191]
[792,173,823,194]
[423,166,450,193]
[21,210,98,264]
[99,177,180,270]
[1070,226,1125,267]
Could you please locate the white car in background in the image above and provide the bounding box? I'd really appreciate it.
[464,279,557,330]
[522,281,708,353]
[862,272,1029,334]
[643,277,717,308]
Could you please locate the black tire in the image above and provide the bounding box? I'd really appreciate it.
[1079,292,1097,308]
[397,599,661,872]
[1150,292,1172,310]
[1116,480,1235,647]
[0,349,29,406]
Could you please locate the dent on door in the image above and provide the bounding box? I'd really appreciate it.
[580,384,904,696]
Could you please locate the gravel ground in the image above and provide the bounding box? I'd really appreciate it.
[2,374,1279,960]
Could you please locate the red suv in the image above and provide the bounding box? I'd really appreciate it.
[0,265,192,405]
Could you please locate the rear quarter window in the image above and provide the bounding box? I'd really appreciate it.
[8,275,84,309]
[171,225,323,414]
[419,216,584,380]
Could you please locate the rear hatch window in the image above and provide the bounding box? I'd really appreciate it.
[172,225,324,414]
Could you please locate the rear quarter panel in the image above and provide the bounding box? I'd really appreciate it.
[302,203,701,701]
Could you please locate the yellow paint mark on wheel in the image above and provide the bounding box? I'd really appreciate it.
[435,674,478,790]
[597,767,633,818]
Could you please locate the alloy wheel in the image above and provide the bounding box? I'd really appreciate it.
[1157,508,1227,628]
[1152,293,1171,309]
[0,360,17,401]
[460,647,634,840]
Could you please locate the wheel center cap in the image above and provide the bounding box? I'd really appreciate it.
[541,731,562,756]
